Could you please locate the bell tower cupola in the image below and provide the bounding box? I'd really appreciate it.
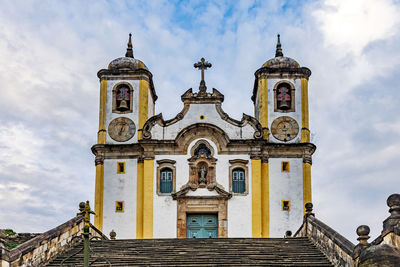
[252,34,311,143]
[93,34,157,231]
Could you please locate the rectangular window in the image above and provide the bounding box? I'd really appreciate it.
[282,200,290,211]
[115,201,124,212]
[117,162,125,174]
[281,161,290,172]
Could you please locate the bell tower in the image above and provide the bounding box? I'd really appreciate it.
[93,34,157,235]
[252,35,314,236]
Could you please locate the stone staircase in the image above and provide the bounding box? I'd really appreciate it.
[46,237,333,266]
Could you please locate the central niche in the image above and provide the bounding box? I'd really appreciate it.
[187,140,217,189]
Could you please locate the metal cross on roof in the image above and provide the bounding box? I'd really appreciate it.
[194,58,212,93]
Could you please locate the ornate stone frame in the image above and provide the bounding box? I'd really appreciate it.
[229,159,249,196]
[273,80,295,113]
[112,82,134,114]
[156,159,176,196]
[176,197,228,238]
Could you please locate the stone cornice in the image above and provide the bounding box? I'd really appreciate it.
[251,66,311,103]
[181,88,224,104]
[97,68,158,102]
[91,141,316,162]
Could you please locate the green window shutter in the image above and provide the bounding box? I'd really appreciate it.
[232,168,245,193]
[160,168,173,193]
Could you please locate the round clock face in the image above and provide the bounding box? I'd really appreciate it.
[271,116,299,142]
[108,117,136,142]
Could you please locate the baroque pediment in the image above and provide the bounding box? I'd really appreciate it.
[171,182,232,200]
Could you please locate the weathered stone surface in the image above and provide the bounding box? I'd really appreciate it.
[46,237,333,266]
[295,215,355,267]
[359,243,400,267]
[0,216,106,267]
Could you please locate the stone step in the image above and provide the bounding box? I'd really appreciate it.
[46,237,333,266]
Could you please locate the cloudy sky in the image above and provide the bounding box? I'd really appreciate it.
[0,0,399,243]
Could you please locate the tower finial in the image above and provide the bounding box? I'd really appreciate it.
[125,33,134,58]
[275,34,283,57]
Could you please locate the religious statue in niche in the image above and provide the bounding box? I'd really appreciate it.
[276,83,291,110]
[198,165,208,185]
[116,85,130,112]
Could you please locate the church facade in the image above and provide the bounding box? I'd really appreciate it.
[91,34,315,239]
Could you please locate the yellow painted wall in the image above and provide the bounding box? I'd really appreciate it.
[136,161,144,238]
[94,163,104,231]
[138,80,149,140]
[97,80,107,144]
[257,78,269,140]
[251,159,262,237]
[301,78,310,142]
[143,160,154,238]
[261,161,269,237]
[303,162,312,214]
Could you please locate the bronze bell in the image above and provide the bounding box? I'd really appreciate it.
[278,99,290,110]
[118,100,129,111]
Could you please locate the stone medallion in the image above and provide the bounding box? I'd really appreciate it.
[271,116,299,142]
[108,117,136,142]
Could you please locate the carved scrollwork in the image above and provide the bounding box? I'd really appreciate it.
[142,104,190,139]
[215,104,263,139]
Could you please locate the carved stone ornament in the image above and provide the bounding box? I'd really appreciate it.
[108,117,136,142]
[271,116,299,142]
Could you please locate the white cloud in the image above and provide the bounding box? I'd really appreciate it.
[0,0,399,244]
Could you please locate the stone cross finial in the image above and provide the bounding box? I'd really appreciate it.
[194,58,212,93]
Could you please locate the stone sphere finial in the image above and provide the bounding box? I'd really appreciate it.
[79,202,85,212]
[357,225,370,246]
[110,229,116,240]
[357,225,370,237]
[387,194,400,210]
[305,202,314,216]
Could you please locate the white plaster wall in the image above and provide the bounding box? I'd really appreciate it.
[153,138,252,238]
[268,158,303,237]
[267,78,302,143]
[105,80,140,144]
[103,159,137,239]
[150,104,255,140]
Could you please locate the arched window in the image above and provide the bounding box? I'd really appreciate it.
[160,168,173,193]
[113,83,133,113]
[232,168,245,194]
[274,82,295,112]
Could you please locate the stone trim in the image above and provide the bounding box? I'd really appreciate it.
[181,88,224,104]
[156,160,176,196]
[0,216,107,266]
[229,160,249,196]
[215,104,263,139]
[112,82,134,114]
[251,67,311,103]
[142,101,262,140]
[176,198,228,238]
[92,142,316,160]
[294,214,355,266]
[190,139,215,157]
[97,68,158,102]
[142,104,190,139]
[273,80,296,113]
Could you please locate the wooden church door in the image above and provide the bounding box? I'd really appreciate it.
[187,214,218,238]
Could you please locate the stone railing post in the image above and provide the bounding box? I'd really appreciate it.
[383,193,400,235]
